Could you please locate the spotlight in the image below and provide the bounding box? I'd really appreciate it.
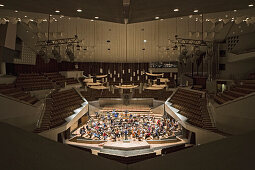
[77,9,82,12]
[174,9,179,12]
[0,4,4,7]
[248,4,254,7]
[155,16,159,19]
[194,9,199,13]
[95,16,99,19]
[55,10,60,13]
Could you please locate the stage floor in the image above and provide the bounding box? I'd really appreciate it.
[103,140,150,151]
[66,137,188,157]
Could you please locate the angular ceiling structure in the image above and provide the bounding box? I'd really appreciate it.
[0,0,254,23]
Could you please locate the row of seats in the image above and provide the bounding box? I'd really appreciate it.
[44,72,79,88]
[80,88,173,101]
[214,80,255,105]
[0,84,38,105]
[170,88,215,130]
[133,89,173,101]
[80,88,120,101]
[16,73,54,91]
[34,89,84,133]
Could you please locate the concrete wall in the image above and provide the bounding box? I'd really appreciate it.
[220,56,255,80]
[151,104,164,115]
[4,23,17,50]
[165,102,225,145]
[89,104,101,116]
[0,94,42,131]
[60,71,84,78]
[40,103,89,141]
[211,93,255,135]
[0,76,16,84]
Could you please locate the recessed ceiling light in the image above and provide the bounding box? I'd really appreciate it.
[174,9,179,12]
[95,16,99,19]
[248,4,254,7]
[50,14,52,16]
[55,10,60,13]
[194,9,199,13]
[90,19,94,22]
[144,40,147,43]
[160,18,164,21]
[155,16,159,19]
[233,9,237,12]
[24,16,27,18]
[0,4,4,7]
[14,10,18,13]
[77,9,82,12]
[180,17,183,20]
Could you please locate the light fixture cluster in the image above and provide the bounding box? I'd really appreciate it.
[154,4,254,20]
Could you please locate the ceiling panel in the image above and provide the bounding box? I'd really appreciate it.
[0,0,253,23]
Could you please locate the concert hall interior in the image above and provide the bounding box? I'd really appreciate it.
[0,0,255,170]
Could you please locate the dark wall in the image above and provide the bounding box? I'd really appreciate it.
[10,56,150,77]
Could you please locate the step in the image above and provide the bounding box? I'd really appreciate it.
[221,93,236,100]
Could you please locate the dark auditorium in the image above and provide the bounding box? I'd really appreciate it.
[0,0,255,170]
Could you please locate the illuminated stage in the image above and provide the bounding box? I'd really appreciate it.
[67,99,188,161]
[66,136,187,158]
[103,140,150,151]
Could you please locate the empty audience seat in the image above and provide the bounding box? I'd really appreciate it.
[170,88,215,130]
[16,73,54,91]
[214,79,255,105]
[0,84,39,105]
[34,89,84,133]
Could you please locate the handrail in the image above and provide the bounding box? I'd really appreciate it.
[73,87,88,103]
[206,93,216,127]
[36,99,46,128]
[36,89,55,128]
[0,93,37,108]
